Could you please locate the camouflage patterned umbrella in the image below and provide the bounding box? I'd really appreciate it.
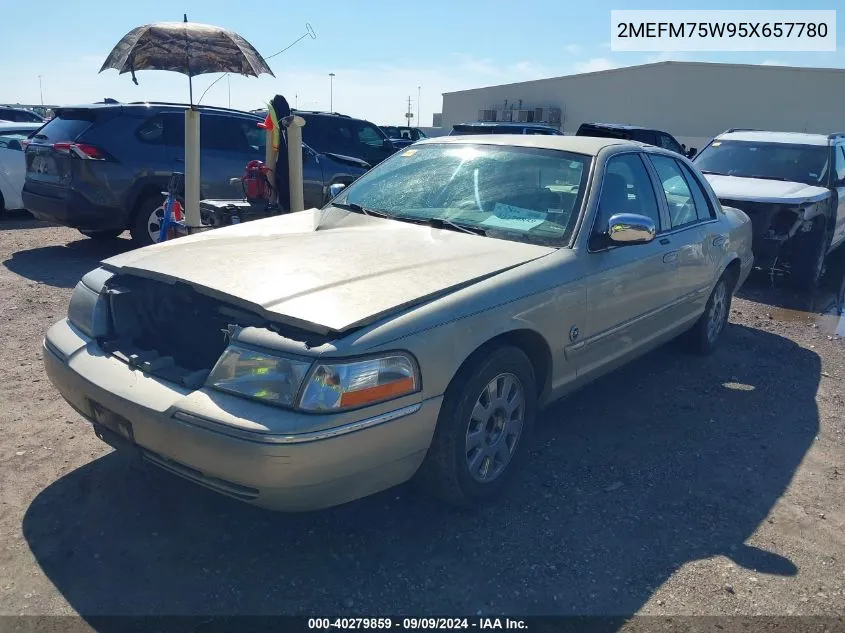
[99,15,274,104]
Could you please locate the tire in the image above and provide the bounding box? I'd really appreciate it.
[79,229,122,240]
[415,345,537,508]
[130,196,166,248]
[791,225,828,293]
[685,271,734,355]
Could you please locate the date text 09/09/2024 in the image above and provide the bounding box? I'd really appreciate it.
[308,618,529,630]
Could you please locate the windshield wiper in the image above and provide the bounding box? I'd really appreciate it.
[332,201,391,218]
[743,175,789,181]
[699,170,726,175]
[425,217,486,236]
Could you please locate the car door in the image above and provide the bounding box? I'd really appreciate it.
[645,153,719,321]
[831,144,845,248]
[0,131,28,209]
[574,152,681,378]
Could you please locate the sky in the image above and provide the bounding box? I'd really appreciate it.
[2,0,844,126]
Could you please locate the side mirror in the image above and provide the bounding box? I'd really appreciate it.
[607,213,656,245]
[328,183,346,199]
[687,147,697,158]
[383,139,395,149]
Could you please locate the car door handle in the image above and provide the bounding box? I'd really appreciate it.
[713,236,727,248]
[663,251,679,263]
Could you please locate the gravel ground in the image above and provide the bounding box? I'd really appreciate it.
[1,213,844,625]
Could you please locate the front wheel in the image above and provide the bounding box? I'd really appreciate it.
[685,272,733,355]
[791,226,828,293]
[415,345,537,507]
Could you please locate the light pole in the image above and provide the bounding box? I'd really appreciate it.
[328,73,335,112]
[38,75,43,107]
[417,85,421,128]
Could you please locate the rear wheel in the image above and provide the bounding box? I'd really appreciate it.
[791,225,828,293]
[685,271,733,355]
[130,196,165,247]
[415,345,537,508]
[79,229,122,240]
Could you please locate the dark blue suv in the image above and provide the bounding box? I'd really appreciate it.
[23,102,369,246]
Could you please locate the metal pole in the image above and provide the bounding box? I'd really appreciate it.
[284,115,306,214]
[329,73,335,111]
[38,75,43,107]
[417,86,421,128]
[227,75,231,108]
[184,108,201,231]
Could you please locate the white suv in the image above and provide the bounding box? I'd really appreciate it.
[693,129,845,290]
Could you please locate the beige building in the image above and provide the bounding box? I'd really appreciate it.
[441,61,845,151]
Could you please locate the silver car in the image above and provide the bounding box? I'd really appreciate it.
[43,136,753,511]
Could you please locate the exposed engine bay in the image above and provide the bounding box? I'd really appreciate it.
[719,198,830,273]
[99,274,327,388]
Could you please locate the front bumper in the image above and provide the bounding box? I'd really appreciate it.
[43,319,441,511]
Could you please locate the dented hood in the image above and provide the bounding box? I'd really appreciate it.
[704,174,830,205]
[101,208,555,334]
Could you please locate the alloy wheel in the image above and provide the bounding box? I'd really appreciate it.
[707,280,728,343]
[147,205,165,244]
[465,373,525,483]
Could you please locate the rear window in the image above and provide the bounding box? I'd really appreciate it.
[33,110,96,142]
[450,125,493,135]
[577,125,630,140]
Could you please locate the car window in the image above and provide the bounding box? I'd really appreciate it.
[835,146,845,185]
[339,143,591,246]
[658,133,683,154]
[162,113,185,147]
[242,120,266,154]
[678,162,715,220]
[0,133,27,150]
[201,116,249,152]
[30,111,93,142]
[357,123,385,147]
[596,153,661,234]
[693,140,829,187]
[137,116,164,144]
[299,116,332,152]
[648,154,700,229]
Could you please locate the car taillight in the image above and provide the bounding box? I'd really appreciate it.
[51,142,107,160]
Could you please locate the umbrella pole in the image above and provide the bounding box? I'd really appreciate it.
[184,106,202,232]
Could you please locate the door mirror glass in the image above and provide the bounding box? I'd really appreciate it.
[687,147,698,158]
[607,213,656,245]
[328,183,346,199]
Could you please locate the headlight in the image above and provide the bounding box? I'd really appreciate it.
[67,281,109,337]
[207,345,312,406]
[299,354,418,411]
[206,347,420,411]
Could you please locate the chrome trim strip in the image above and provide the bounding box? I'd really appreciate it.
[171,402,423,445]
[567,286,708,353]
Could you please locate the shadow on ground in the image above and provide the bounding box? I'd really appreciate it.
[737,249,845,318]
[0,210,60,230]
[23,324,819,625]
[3,236,134,288]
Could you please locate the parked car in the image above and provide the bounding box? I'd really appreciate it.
[0,122,42,213]
[693,129,845,290]
[449,122,563,136]
[22,102,368,246]
[293,110,397,166]
[380,126,428,149]
[576,122,694,158]
[0,107,45,124]
[43,135,752,511]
